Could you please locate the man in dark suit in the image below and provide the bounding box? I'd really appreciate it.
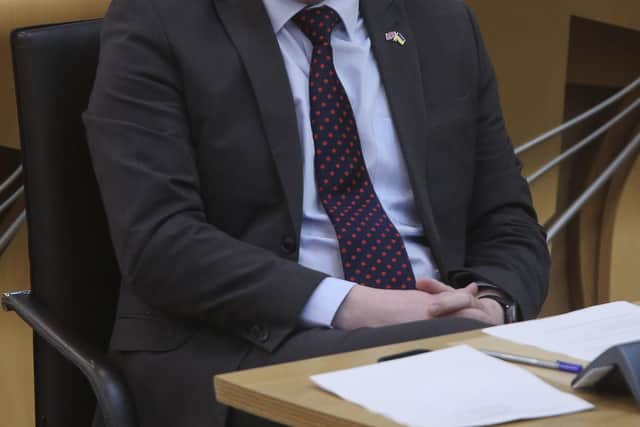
[85,0,550,425]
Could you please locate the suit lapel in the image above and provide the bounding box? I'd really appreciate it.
[214,0,303,233]
[361,0,446,270]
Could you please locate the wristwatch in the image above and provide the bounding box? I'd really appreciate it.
[478,294,518,324]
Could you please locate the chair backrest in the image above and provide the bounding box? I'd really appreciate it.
[11,19,121,427]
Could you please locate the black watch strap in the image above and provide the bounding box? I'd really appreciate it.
[478,294,518,324]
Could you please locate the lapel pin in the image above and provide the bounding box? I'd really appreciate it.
[385,31,407,46]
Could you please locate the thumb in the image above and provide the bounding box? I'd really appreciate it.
[416,277,454,294]
[464,282,480,296]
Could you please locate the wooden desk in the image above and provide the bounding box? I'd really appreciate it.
[215,330,639,426]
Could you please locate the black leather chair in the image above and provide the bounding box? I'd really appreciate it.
[2,20,137,427]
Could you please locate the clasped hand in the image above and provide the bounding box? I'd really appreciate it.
[333,278,504,330]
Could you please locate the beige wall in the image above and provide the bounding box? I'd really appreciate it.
[0,1,638,426]
[467,0,640,219]
[0,0,110,150]
[609,156,640,301]
[0,225,32,426]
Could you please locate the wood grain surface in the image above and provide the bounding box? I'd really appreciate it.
[216,330,639,427]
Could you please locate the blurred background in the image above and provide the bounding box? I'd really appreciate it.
[0,0,638,425]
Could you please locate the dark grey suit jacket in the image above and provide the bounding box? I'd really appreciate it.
[85,0,549,421]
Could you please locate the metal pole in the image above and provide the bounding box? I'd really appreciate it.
[0,165,23,195]
[528,98,640,184]
[546,132,640,242]
[515,76,640,156]
[0,210,26,254]
[0,186,24,215]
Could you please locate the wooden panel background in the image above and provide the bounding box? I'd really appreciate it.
[0,1,638,426]
[465,0,640,316]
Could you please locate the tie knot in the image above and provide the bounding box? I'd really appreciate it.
[293,6,341,46]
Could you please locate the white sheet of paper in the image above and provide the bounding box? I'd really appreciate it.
[311,345,592,427]
[483,301,640,361]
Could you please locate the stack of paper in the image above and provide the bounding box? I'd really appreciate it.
[483,301,640,361]
[311,345,592,427]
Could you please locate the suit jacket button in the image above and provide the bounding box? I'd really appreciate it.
[281,236,297,254]
[249,324,270,343]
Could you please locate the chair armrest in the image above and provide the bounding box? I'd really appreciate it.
[2,290,137,427]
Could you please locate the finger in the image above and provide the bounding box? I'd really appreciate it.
[454,289,505,317]
[454,283,485,310]
[464,282,479,296]
[415,277,454,294]
[428,290,476,317]
[444,308,494,325]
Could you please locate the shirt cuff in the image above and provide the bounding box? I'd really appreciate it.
[300,278,356,328]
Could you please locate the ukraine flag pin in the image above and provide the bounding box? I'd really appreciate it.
[385,31,407,46]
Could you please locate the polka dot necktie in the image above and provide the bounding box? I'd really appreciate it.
[294,6,416,290]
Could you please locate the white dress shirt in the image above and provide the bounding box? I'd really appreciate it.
[262,0,439,327]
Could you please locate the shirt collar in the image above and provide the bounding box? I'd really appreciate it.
[262,0,359,39]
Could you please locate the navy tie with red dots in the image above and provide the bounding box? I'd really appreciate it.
[293,6,416,290]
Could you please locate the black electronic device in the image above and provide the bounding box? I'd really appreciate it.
[572,340,640,409]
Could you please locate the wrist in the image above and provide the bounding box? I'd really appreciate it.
[477,297,504,325]
[476,283,519,324]
[333,286,423,330]
[478,294,517,324]
[333,285,374,330]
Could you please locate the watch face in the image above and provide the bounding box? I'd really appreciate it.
[505,305,518,324]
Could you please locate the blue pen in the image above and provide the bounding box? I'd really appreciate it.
[482,350,584,374]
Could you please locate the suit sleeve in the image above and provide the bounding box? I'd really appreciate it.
[84,0,326,351]
[449,5,551,320]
